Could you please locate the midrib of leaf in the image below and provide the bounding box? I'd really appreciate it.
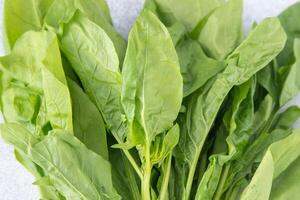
[140,23,152,200]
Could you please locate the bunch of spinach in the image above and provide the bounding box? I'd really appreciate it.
[1,0,300,199]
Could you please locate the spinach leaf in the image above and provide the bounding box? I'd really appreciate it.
[60,12,124,140]
[195,0,243,60]
[3,0,53,50]
[60,11,142,179]
[175,35,225,97]
[145,0,223,31]
[277,2,300,66]
[241,130,300,200]
[68,79,108,159]
[279,39,300,106]
[0,30,73,199]
[121,10,182,199]
[0,123,120,200]
[174,18,286,200]
[121,10,182,146]
[45,0,126,62]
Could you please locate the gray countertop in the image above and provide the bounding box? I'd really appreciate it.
[0,0,299,199]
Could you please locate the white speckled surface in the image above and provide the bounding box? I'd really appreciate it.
[0,0,299,199]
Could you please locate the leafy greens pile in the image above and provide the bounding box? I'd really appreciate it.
[1,0,300,199]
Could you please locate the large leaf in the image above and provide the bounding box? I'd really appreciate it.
[45,0,126,62]
[277,2,300,66]
[195,79,255,200]
[176,36,225,97]
[196,0,243,60]
[147,0,223,31]
[0,123,120,200]
[60,12,125,140]
[174,18,286,199]
[0,31,72,135]
[279,39,300,106]
[121,10,182,146]
[3,0,53,50]
[241,129,300,200]
[68,79,108,159]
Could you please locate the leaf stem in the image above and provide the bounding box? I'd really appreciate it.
[122,153,141,200]
[184,139,205,200]
[114,136,142,179]
[142,142,152,200]
[213,163,230,200]
[159,154,172,200]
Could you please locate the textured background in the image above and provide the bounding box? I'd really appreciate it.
[0,0,299,199]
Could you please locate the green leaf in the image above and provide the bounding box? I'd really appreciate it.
[68,79,108,160]
[257,64,279,101]
[121,10,183,145]
[195,79,254,200]
[40,34,73,133]
[148,0,223,31]
[60,12,125,140]
[279,39,300,106]
[45,0,126,62]
[196,0,243,60]
[271,106,300,130]
[0,31,72,136]
[3,0,53,50]
[0,123,120,200]
[277,2,300,66]
[241,129,300,200]
[174,17,286,199]
[150,124,179,165]
[0,31,59,89]
[240,151,274,200]
[176,37,225,97]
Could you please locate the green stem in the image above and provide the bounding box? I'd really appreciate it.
[114,136,142,179]
[184,140,205,200]
[159,154,172,200]
[213,163,231,200]
[142,142,152,200]
[122,153,141,200]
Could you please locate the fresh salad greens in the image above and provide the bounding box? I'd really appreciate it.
[1,0,300,199]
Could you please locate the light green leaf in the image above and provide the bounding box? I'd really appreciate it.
[176,37,225,97]
[279,39,300,106]
[68,79,108,160]
[60,12,125,140]
[175,17,286,199]
[3,0,53,50]
[195,79,254,200]
[149,0,223,31]
[150,124,179,165]
[271,106,300,130]
[0,123,120,200]
[41,42,73,133]
[240,151,274,200]
[0,31,72,135]
[45,0,126,61]
[241,129,300,200]
[196,0,243,60]
[0,31,59,90]
[257,64,279,101]
[277,2,300,66]
[121,10,182,145]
